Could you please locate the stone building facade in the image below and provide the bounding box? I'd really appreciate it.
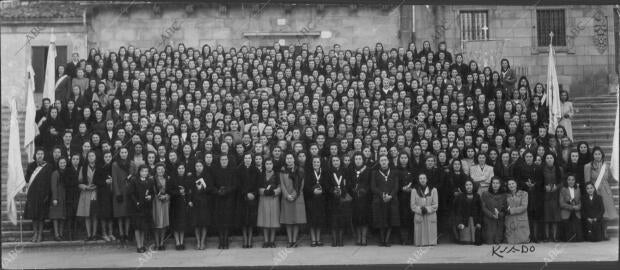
[1,1,618,108]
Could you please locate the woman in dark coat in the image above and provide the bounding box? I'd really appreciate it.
[189,160,216,250]
[454,179,483,245]
[213,155,238,249]
[538,152,563,242]
[111,147,135,244]
[170,163,192,250]
[65,153,82,240]
[127,165,155,253]
[237,153,259,248]
[94,151,115,242]
[396,152,415,245]
[480,177,507,244]
[169,164,192,250]
[559,174,583,242]
[582,182,605,242]
[24,148,53,242]
[371,155,400,246]
[348,152,372,246]
[513,151,542,242]
[304,156,327,247]
[50,157,68,241]
[325,155,352,247]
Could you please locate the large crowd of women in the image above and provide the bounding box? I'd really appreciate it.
[22,40,618,253]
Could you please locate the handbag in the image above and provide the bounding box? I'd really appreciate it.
[340,192,352,203]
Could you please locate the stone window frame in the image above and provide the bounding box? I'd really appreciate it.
[530,8,575,55]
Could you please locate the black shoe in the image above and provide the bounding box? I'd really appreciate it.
[270,242,276,248]
[362,241,367,246]
[311,241,317,247]
[140,247,147,253]
[317,241,323,247]
[288,242,295,248]
[181,244,186,250]
[175,245,180,250]
[54,236,61,241]
[137,248,143,253]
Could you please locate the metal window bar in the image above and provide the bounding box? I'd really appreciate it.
[537,9,566,46]
[460,11,488,41]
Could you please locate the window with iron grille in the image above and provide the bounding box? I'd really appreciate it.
[536,9,567,46]
[460,10,489,41]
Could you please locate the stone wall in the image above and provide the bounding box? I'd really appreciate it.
[88,4,402,52]
[414,5,617,97]
[0,24,87,107]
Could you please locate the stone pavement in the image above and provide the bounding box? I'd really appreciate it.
[1,238,618,269]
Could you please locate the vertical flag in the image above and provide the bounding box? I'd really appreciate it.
[25,65,38,162]
[7,98,26,225]
[547,33,561,134]
[42,28,56,103]
[611,91,619,181]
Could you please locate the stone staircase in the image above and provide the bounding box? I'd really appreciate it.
[573,94,619,236]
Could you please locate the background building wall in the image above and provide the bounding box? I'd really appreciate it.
[415,5,617,97]
[88,5,402,53]
[2,4,618,108]
[1,24,87,107]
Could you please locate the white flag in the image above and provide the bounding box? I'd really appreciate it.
[25,65,38,162]
[7,98,26,225]
[42,28,56,103]
[611,92,619,181]
[547,42,561,134]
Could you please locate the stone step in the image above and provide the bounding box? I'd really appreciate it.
[573,119,617,125]
[573,113,617,120]
[2,227,617,250]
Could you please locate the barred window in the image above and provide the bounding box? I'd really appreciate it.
[537,9,567,46]
[460,10,489,41]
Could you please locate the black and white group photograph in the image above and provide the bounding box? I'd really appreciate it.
[0,0,619,269]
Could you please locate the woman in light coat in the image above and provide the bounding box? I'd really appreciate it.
[505,178,530,244]
[411,173,438,246]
